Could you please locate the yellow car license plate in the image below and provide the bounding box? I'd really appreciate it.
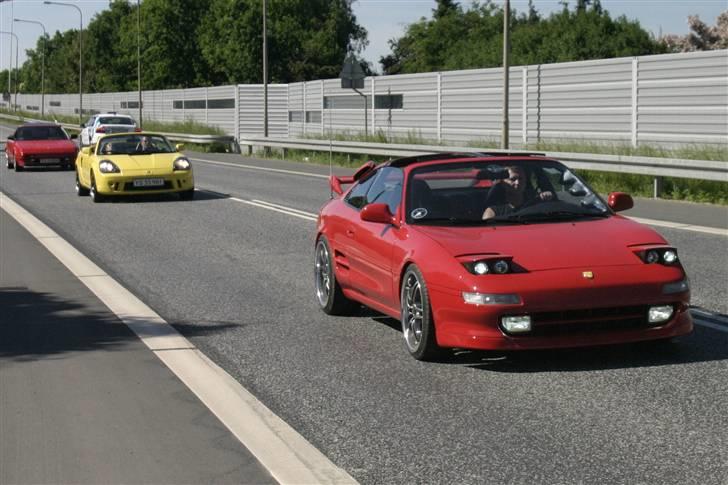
[133,178,165,187]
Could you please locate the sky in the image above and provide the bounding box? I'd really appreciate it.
[0,0,726,74]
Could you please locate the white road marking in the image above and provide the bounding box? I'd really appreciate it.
[0,190,356,485]
[628,216,728,237]
[230,196,318,222]
[251,199,318,218]
[191,157,329,179]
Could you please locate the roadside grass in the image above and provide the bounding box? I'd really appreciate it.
[0,108,225,136]
[260,133,728,205]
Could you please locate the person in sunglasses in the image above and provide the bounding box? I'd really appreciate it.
[482,165,553,220]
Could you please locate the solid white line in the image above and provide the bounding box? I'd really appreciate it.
[0,190,356,485]
[230,197,318,222]
[191,157,329,179]
[628,216,728,237]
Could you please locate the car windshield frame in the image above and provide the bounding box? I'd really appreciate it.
[405,159,612,226]
[96,135,175,155]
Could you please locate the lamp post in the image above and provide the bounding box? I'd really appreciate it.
[263,0,268,138]
[0,0,13,105]
[14,18,46,117]
[44,1,82,124]
[501,0,510,149]
[0,31,18,111]
[137,0,142,128]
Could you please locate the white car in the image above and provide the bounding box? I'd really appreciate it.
[80,113,137,147]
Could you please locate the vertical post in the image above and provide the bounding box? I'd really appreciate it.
[41,27,45,116]
[320,79,324,135]
[437,72,442,143]
[653,177,663,199]
[303,81,306,136]
[234,84,240,144]
[370,76,375,135]
[10,0,14,110]
[137,0,142,128]
[263,0,268,138]
[631,57,639,148]
[501,0,510,149]
[522,66,528,146]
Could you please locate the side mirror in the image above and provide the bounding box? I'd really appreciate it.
[361,203,397,226]
[7,135,14,140]
[175,143,185,151]
[70,133,78,139]
[608,192,633,212]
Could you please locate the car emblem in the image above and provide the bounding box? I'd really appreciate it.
[411,208,428,219]
[582,271,594,279]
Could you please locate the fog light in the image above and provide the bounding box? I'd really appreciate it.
[462,292,520,305]
[501,315,532,333]
[648,305,674,324]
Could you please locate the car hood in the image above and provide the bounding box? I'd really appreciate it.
[410,216,666,271]
[14,140,77,154]
[107,153,177,171]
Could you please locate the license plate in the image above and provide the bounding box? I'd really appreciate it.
[133,178,165,187]
[40,158,60,164]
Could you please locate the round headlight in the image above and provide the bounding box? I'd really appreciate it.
[662,250,678,264]
[493,260,510,274]
[473,262,489,275]
[173,157,191,170]
[98,160,119,173]
[645,250,660,264]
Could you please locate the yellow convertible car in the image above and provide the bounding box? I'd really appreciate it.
[75,133,194,202]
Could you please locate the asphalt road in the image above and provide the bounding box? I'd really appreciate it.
[1,123,727,484]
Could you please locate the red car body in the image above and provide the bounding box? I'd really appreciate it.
[5,123,78,171]
[315,153,692,360]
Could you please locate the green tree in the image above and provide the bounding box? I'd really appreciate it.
[198,0,367,84]
[381,0,664,74]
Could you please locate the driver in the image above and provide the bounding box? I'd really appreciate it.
[482,165,553,220]
[135,135,156,153]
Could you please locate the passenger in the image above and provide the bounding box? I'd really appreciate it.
[101,143,113,155]
[482,165,553,220]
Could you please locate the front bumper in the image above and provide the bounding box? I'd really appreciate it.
[429,266,692,351]
[95,170,194,195]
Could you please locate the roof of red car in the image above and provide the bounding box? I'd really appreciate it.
[388,151,553,168]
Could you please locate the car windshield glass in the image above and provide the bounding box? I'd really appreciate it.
[98,135,174,155]
[15,126,69,141]
[406,160,610,226]
[98,117,135,125]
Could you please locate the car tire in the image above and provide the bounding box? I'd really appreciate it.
[14,162,23,172]
[314,236,359,315]
[76,172,89,196]
[401,265,443,361]
[89,173,105,203]
[179,189,195,201]
[6,158,13,169]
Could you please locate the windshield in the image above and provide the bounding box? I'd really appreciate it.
[15,126,69,141]
[406,160,610,226]
[98,117,135,125]
[97,135,174,155]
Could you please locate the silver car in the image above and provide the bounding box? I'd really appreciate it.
[80,113,137,147]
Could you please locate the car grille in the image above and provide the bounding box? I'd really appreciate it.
[515,305,655,337]
[123,181,173,191]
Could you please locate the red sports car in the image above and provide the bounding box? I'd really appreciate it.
[315,153,692,360]
[5,123,78,171]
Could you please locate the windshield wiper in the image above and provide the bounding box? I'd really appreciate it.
[502,210,610,222]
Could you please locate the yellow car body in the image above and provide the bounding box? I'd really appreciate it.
[75,132,194,202]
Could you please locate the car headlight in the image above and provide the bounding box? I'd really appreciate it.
[637,247,679,265]
[173,157,191,171]
[648,305,674,325]
[463,259,512,275]
[663,278,689,295]
[98,159,120,173]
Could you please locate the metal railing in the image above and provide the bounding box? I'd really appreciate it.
[0,113,239,153]
[238,136,727,197]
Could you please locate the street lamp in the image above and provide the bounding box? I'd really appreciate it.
[0,30,18,111]
[44,1,83,125]
[137,0,142,128]
[0,0,15,108]
[14,18,46,117]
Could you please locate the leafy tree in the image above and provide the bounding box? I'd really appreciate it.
[660,11,728,52]
[198,0,367,84]
[381,0,665,74]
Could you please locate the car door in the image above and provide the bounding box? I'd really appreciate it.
[346,167,404,308]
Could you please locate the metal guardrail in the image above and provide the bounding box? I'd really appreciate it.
[0,113,239,153]
[239,136,727,196]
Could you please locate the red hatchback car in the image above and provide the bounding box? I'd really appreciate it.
[315,153,692,360]
[5,123,78,171]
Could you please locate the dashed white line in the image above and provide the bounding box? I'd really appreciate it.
[191,157,329,179]
[628,216,728,237]
[230,197,318,222]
